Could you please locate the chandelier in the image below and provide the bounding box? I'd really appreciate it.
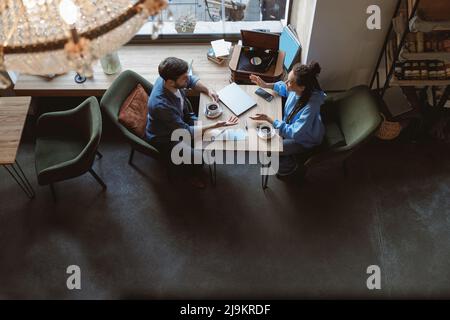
[0,0,171,88]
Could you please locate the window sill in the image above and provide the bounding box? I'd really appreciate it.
[131,20,286,43]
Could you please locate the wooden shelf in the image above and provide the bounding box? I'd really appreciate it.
[391,77,450,86]
[432,26,450,31]
[409,19,450,32]
[401,52,450,61]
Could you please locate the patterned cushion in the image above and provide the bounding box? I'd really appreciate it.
[118,84,148,138]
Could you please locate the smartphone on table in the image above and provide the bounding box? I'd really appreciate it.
[255,87,274,102]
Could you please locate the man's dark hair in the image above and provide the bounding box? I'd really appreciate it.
[158,57,189,81]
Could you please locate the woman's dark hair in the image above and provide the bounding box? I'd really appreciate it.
[158,57,189,81]
[286,61,322,123]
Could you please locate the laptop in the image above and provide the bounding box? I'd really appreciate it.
[217,82,257,116]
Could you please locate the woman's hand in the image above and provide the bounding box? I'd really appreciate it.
[214,116,239,128]
[249,74,268,88]
[249,113,274,124]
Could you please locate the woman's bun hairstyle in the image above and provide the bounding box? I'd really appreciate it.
[308,61,321,76]
[287,61,323,123]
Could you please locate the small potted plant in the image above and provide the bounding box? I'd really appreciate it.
[175,14,196,33]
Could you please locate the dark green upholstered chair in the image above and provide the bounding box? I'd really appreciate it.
[301,85,382,177]
[100,70,162,166]
[35,96,105,199]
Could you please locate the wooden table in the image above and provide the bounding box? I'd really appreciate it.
[13,44,232,97]
[195,85,283,188]
[0,97,35,198]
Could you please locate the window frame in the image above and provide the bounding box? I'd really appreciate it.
[128,0,293,44]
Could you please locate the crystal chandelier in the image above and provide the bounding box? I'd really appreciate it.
[0,0,171,88]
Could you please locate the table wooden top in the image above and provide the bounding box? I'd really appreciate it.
[0,97,32,165]
[195,85,283,152]
[13,44,231,97]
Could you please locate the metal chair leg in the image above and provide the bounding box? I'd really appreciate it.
[88,168,107,189]
[128,148,135,165]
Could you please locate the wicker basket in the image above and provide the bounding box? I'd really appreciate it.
[376,113,402,140]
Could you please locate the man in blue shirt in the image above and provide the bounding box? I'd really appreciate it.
[146,57,238,188]
[249,62,326,177]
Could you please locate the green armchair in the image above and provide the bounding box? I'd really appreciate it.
[35,96,105,199]
[100,70,162,166]
[301,85,382,176]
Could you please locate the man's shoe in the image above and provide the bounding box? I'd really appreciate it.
[276,164,308,182]
[276,163,298,178]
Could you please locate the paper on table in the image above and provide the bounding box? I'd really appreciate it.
[224,128,247,141]
[204,128,247,141]
[204,128,226,141]
[211,39,232,57]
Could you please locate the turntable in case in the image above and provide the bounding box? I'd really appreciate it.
[237,46,279,73]
[229,30,285,84]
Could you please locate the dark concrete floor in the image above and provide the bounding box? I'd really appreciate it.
[1,113,450,299]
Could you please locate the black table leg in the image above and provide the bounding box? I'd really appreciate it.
[3,160,35,199]
[261,163,271,190]
[208,149,217,186]
[261,151,272,190]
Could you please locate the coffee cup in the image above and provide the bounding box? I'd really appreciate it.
[206,103,220,116]
[256,124,274,140]
[259,125,272,136]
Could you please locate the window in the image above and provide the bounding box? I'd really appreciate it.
[134,0,291,41]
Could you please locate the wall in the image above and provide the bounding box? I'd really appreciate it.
[289,0,317,65]
[291,0,398,91]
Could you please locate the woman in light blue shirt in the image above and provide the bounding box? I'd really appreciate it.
[250,62,326,177]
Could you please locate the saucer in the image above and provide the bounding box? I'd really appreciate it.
[204,104,223,119]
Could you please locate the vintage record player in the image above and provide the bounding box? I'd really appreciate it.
[229,30,286,84]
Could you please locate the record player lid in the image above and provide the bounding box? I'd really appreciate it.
[240,30,279,50]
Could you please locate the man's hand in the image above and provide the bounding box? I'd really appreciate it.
[193,80,219,102]
[249,113,274,124]
[208,89,219,102]
[215,116,239,128]
[249,74,268,88]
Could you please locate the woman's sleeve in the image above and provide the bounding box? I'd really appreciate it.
[273,107,311,142]
[273,81,288,98]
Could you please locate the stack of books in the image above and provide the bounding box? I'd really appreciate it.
[207,39,232,65]
[207,48,226,65]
